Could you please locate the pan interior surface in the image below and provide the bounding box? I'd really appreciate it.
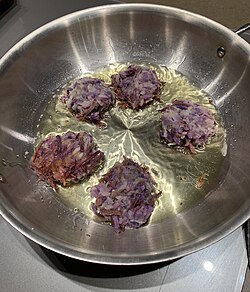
[1,4,250,264]
[37,63,226,225]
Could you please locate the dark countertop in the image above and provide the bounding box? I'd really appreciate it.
[125,0,250,29]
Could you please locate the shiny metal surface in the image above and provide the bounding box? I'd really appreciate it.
[1,4,250,264]
[235,23,250,35]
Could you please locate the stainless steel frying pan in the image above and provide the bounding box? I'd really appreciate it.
[1,4,250,265]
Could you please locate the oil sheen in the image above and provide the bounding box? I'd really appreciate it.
[36,63,226,224]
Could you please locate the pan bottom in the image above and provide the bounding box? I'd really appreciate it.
[35,63,226,227]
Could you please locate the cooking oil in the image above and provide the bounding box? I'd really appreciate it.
[36,63,226,224]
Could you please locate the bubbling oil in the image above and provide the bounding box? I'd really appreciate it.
[36,63,226,224]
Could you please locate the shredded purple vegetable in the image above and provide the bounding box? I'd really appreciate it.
[160,100,217,153]
[60,77,115,124]
[91,157,160,233]
[111,65,162,110]
[31,131,104,188]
